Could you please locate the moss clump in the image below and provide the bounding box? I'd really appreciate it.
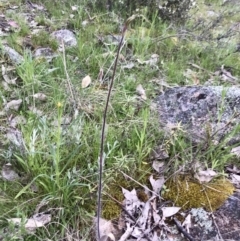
[162,175,235,211]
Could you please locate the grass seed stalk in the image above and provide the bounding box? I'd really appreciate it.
[97,15,136,240]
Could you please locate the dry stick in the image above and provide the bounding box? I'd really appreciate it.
[97,16,134,240]
[173,217,195,241]
[62,41,75,103]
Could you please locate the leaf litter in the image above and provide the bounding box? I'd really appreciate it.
[98,171,187,241]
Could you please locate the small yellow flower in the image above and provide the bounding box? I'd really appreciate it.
[57,102,63,108]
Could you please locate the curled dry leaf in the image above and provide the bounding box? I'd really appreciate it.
[161,207,181,219]
[28,106,43,116]
[82,75,91,88]
[71,5,78,11]
[122,188,144,215]
[152,160,165,173]
[4,99,22,111]
[149,175,164,194]
[194,169,217,183]
[182,214,192,233]
[231,173,240,182]
[9,115,26,128]
[6,127,26,154]
[94,218,117,241]
[97,68,104,83]
[8,213,51,233]
[2,65,17,85]
[122,62,135,69]
[32,93,47,101]
[150,145,169,160]
[136,84,147,100]
[137,54,159,67]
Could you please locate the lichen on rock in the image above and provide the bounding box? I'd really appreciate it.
[156,86,240,145]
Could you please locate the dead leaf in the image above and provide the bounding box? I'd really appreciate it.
[97,68,104,83]
[136,84,147,100]
[161,207,181,219]
[8,20,19,28]
[71,5,78,11]
[122,62,135,69]
[1,163,20,181]
[82,75,91,88]
[27,1,45,10]
[220,65,238,83]
[183,68,199,85]
[122,188,144,216]
[2,65,17,85]
[150,145,169,160]
[194,169,217,183]
[141,54,159,66]
[226,165,240,174]
[32,93,47,101]
[4,99,22,111]
[9,115,26,128]
[149,175,164,194]
[152,160,165,173]
[171,37,178,45]
[8,213,51,233]
[231,173,240,182]
[231,146,240,157]
[182,214,192,233]
[6,127,26,153]
[151,197,161,224]
[82,20,89,27]
[94,218,117,241]
[28,106,43,116]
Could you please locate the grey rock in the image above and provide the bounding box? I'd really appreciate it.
[156,86,240,144]
[34,47,57,61]
[51,29,77,49]
[1,163,20,181]
[1,46,23,65]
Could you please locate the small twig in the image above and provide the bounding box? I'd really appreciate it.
[62,41,77,109]
[211,213,224,241]
[188,62,214,75]
[173,217,195,241]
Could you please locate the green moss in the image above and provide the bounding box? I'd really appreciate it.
[162,175,235,211]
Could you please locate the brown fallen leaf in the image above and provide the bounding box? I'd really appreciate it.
[161,207,181,219]
[194,169,217,183]
[8,213,51,234]
[82,75,91,88]
[4,99,22,111]
[32,93,47,101]
[136,84,147,100]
